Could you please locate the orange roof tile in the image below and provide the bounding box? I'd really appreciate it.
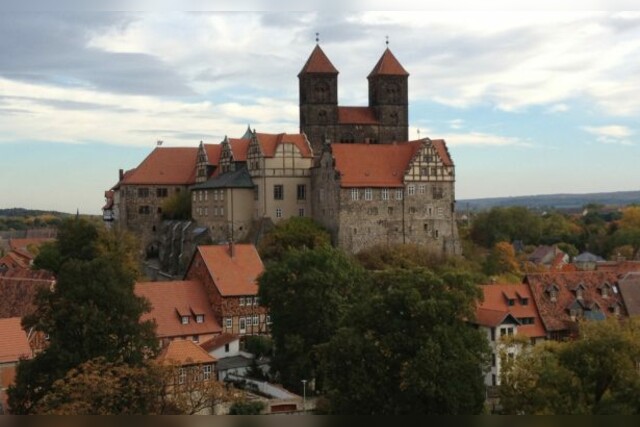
[0,251,31,271]
[477,284,546,338]
[368,48,409,78]
[475,307,515,328]
[135,281,222,339]
[526,271,627,333]
[158,339,217,366]
[229,138,250,162]
[337,107,379,125]
[430,139,454,167]
[0,317,32,363]
[9,238,54,258]
[255,133,313,158]
[121,147,198,185]
[200,333,239,352]
[204,144,222,166]
[331,141,422,188]
[197,244,264,297]
[298,45,339,76]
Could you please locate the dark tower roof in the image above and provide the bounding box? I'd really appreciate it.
[368,48,409,78]
[298,45,339,77]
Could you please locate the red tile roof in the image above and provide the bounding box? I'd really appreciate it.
[475,307,514,328]
[204,144,222,166]
[135,281,222,339]
[477,284,546,338]
[229,138,250,162]
[9,238,53,259]
[431,139,454,167]
[337,107,379,125]
[0,277,54,319]
[525,271,627,333]
[0,251,31,271]
[596,261,640,273]
[255,133,313,158]
[618,272,640,317]
[331,141,422,188]
[196,244,264,297]
[200,333,239,352]
[368,48,409,78]
[158,339,217,366]
[298,44,339,76]
[0,317,32,363]
[120,147,198,185]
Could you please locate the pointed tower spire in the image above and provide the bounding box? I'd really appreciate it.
[298,45,338,77]
[368,48,409,78]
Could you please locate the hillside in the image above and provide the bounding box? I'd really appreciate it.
[459,190,640,212]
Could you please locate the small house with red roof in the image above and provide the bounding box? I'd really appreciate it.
[185,244,267,336]
[473,284,546,388]
[525,271,627,340]
[311,138,460,254]
[135,280,222,346]
[0,317,33,414]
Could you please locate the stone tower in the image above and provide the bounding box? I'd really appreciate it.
[299,43,410,154]
[367,48,409,143]
[298,44,339,154]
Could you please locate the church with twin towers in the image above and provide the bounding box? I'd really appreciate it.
[105,40,460,261]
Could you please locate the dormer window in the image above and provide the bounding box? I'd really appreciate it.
[521,297,529,306]
[507,298,515,307]
[600,283,611,298]
[546,284,559,302]
[196,314,204,324]
[181,316,190,325]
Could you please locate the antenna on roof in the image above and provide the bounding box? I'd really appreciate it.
[157,140,163,146]
[315,32,320,43]
[417,128,421,139]
[385,35,389,46]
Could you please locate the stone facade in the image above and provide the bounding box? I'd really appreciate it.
[312,139,460,255]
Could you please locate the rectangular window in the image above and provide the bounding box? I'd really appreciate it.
[351,188,359,201]
[204,207,208,216]
[364,188,373,200]
[419,184,426,194]
[492,353,496,367]
[178,368,186,384]
[220,206,224,216]
[490,328,496,341]
[156,188,168,198]
[433,187,444,199]
[388,207,393,215]
[273,184,284,200]
[224,343,230,352]
[196,315,204,324]
[382,188,389,200]
[254,185,259,201]
[203,364,212,381]
[192,192,196,202]
[297,184,306,200]
[137,188,149,198]
[253,315,259,326]
[407,184,415,196]
[298,208,305,217]
[254,297,260,306]
[395,189,403,200]
[220,191,224,201]
[266,315,272,324]
[199,191,203,202]
[225,318,232,329]
[214,190,218,201]
[192,335,199,343]
[421,167,429,176]
[276,208,283,218]
[239,297,245,306]
[204,191,208,201]
[437,207,443,217]
[138,206,150,215]
[181,316,189,325]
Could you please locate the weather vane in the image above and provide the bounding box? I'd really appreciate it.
[385,35,389,46]
[417,128,421,139]
[316,32,320,43]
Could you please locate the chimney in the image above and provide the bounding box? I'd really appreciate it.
[119,169,124,180]
[228,240,235,258]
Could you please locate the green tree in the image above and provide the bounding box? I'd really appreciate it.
[319,269,490,414]
[470,207,543,248]
[500,318,640,414]
[258,217,331,262]
[229,400,265,415]
[161,191,192,220]
[8,219,157,414]
[258,246,366,393]
[483,241,521,277]
[33,358,166,415]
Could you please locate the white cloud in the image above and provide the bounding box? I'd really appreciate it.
[438,131,532,147]
[583,125,633,138]
[546,103,569,113]
[448,119,464,129]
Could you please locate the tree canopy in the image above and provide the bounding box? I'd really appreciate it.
[257,216,331,262]
[500,318,640,414]
[319,268,490,414]
[8,218,157,414]
[258,245,366,393]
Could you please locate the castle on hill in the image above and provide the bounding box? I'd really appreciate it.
[103,43,460,270]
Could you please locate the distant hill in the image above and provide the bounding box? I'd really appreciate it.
[0,208,72,218]
[459,191,640,212]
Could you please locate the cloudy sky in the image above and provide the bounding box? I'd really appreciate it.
[1,7,639,214]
